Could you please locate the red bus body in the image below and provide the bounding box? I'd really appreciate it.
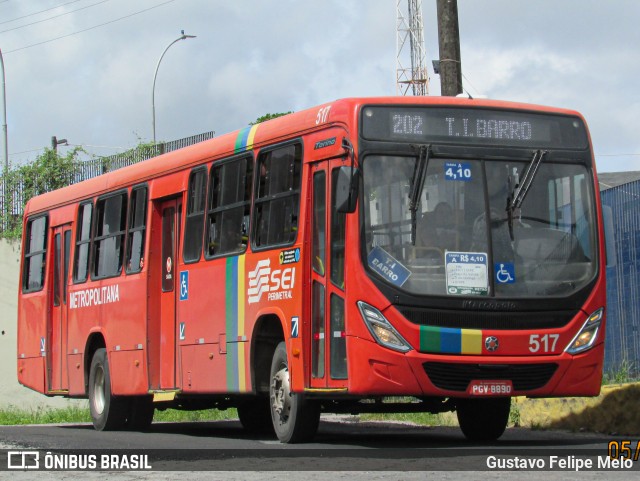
[17,97,606,441]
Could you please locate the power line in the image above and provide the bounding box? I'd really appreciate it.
[9,147,46,157]
[4,0,177,55]
[0,0,111,34]
[461,72,482,97]
[0,0,86,26]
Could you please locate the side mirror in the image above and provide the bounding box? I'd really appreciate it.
[602,204,616,268]
[335,165,359,214]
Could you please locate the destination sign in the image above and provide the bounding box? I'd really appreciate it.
[361,106,588,149]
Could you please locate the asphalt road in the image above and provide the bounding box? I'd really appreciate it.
[0,417,638,479]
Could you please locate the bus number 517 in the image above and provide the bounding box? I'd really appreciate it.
[529,334,560,353]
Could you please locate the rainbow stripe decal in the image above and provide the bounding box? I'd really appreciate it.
[234,124,259,152]
[225,255,247,392]
[419,326,483,354]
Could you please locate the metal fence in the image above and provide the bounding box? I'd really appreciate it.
[0,131,215,232]
[601,179,640,378]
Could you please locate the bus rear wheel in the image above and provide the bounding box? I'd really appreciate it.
[269,342,320,443]
[88,348,128,431]
[456,397,511,441]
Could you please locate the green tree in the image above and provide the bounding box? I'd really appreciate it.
[1,146,84,239]
[250,111,293,125]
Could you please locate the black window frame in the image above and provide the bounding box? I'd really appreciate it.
[73,200,93,284]
[91,190,128,280]
[205,154,253,259]
[251,140,303,250]
[125,184,148,274]
[22,214,48,293]
[183,166,208,264]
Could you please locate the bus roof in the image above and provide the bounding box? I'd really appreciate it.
[24,96,584,216]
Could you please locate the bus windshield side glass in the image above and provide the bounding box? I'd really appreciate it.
[362,106,589,149]
[362,156,597,298]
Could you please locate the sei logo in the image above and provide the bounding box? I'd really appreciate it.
[247,259,296,304]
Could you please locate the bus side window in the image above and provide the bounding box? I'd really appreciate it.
[183,167,207,263]
[23,215,48,292]
[206,155,252,258]
[74,202,92,283]
[253,143,302,248]
[92,192,127,279]
[126,186,148,273]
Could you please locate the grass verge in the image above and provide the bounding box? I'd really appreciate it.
[0,403,237,426]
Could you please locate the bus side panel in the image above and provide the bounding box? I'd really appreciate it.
[99,276,149,396]
[176,259,230,392]
[109,349,149,395]
[17,357,46,393]
[66,306,97,395]
[179,344,227,393]
[17,295,49,393]
[244,249,303,391]
[67,353,84,396]
[67,275,149,396]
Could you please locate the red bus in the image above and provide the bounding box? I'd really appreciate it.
[18,97,606,442]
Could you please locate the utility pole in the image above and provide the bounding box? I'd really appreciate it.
[436,0,462,96]
[0,48,7,173]
[51,136,67,153]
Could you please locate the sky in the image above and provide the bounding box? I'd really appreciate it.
[0,0,638,173]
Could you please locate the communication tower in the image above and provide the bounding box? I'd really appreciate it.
[396,0,429,96]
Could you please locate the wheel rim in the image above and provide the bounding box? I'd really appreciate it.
[270,366,291,424]
[92,365,106,415]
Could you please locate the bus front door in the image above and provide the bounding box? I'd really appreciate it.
[309,161,348,389]
[48,224,72,393]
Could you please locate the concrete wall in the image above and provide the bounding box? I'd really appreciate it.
[0,238,84,410]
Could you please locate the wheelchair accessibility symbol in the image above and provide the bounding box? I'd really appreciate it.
[180,271,189,300]
[495,263,515,284]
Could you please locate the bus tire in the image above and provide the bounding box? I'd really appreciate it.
[237,396,275,435]
[456,397,511,441]
[126,396,155,431]
[269,342,320,443]
[88,348,127,431]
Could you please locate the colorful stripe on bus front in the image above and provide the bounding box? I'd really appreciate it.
[419,325,483,354]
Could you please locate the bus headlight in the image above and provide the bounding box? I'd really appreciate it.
[357,301,412,353]
[565,308,604,355]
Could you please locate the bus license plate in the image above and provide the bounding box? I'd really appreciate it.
[467,380,513,396]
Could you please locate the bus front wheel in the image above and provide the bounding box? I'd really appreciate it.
[88,348,128,431]
[269,342,320,443]
[456,397,511,441]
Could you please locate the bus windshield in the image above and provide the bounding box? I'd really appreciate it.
[362,155,597,298]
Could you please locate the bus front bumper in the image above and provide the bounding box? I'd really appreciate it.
[344,335,604,398]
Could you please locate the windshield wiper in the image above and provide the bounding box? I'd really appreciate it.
[507,149,547,240]
[409,144,431,245]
